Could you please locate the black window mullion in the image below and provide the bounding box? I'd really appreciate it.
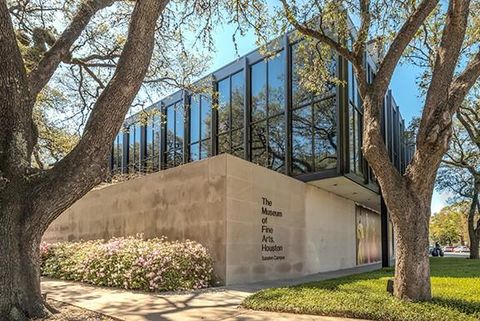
[183,93,189,164]
[244,57,250,160]
[285,35,292,176]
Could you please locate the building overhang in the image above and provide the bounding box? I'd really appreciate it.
[306,176,381,212]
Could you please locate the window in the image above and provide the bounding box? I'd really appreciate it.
[250,50,286,172]
[128,123,142,172]
[165,101,184,168]
[291,44,337,175]
[189,95,212,161]
[217,71,245,158]
[347,60,364,177]
[145,112,161,171]
[112,132,124,174]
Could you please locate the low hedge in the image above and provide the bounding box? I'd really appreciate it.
[40,236,215,292]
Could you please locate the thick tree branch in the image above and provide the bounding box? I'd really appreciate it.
[30,0,169,232]
[0,0,35,177]
[457,108,480,150]
[373,0,439,97]
[279,0,355,62]
[417,0,471,146]
[28,0,116,99]
[449,51,480,109]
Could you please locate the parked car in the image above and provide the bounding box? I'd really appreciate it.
[453,246,470,253]
[443,246,455,252]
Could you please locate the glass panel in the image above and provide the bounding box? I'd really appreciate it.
[349,104,356,173]
[251,61,267,122]
[218,78,230,133]
[175,102,184,151]
[166,106,175,152]
[201,96,212,140]
[355,108,363,175]
[251,120,268,167]
[313,97,337,170]
[190,97,200,143]
[166,150,174,168]
[291,43,311,107]
[231,71,244,130]
[200,139,210,159]
[349,62,355,105]
[190,142,200,162]
[135,125,141,167]
[153,114,161,169]
[292,106,313,175]
[146,120,154,170]
[231,129,244,158]
[128,126,135,169]
[268,51,285,116]
[269,115,285,172]
[218,133,229,154]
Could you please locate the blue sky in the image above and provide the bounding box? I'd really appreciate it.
[204,23,447,213]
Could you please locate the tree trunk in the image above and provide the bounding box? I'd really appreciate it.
[467,190,479,260]
[391,201,432,301]
[470,236,479,259]
[0,199,48,320]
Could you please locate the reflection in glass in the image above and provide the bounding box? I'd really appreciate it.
[314,98,337,171]
[268,51,285,116]
[112,132,123,173]
[231,72,244,130]
[269,115,285,172]
[216,71,244,157]
[189,95,212,161]
[251,120,267,167]
[190,98,200,143]
[218,79,230,133]
[292,106,313,174]
[251,61,267,122]
[165,102,184,168]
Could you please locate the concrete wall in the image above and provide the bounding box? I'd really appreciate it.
[44,154,380,285]
[304,185,357,273]
[224,156,307,284]
[44,156,228,281]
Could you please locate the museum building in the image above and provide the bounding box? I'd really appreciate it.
[44,30,413,285]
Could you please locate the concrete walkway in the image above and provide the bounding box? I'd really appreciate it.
[42,264,378,321]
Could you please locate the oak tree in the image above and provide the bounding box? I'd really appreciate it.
[242,0,480,300]
[0,0,230,319]
[437,93,480,259]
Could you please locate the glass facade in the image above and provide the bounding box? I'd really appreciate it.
[111,132,124,174]
[217,71,245,158]
[250,50,286,172]
[128,123,142,172]
[145,114,161,171]
[165,101,184,168]
[111,36,411,189]
[291,44,337,175]
[189,95,212,161]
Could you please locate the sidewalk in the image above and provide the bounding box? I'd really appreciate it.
[42,264,378,321]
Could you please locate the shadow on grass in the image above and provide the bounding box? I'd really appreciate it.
[432,297,480,318]
[253,258,480,319]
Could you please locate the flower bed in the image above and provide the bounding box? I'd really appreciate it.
[40,236,215,292]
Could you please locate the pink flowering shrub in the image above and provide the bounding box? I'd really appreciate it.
[41,236,215,292]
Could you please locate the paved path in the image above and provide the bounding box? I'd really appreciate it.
[42,264,378,321]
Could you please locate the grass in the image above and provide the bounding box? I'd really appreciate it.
[242,258,480,321]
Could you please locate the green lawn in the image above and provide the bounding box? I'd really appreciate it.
[242,258,480,321]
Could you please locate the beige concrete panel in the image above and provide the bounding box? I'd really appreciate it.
[44,155,228,281]
[304,185,357,274]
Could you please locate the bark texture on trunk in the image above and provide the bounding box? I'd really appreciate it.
[0,187,47,320]
[0,0,168,319]
[468,189,480,259]
[362,94,438,301]
[391,203,432,301]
